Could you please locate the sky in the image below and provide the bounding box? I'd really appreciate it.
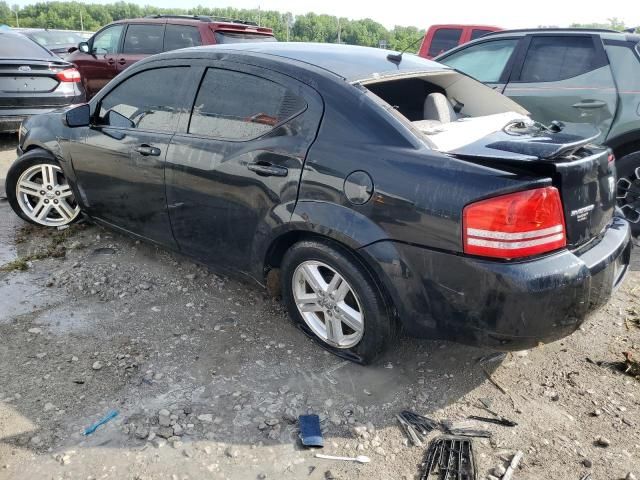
[13,0,640,30]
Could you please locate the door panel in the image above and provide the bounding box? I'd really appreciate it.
[74,24,124,98]
[504,35,618,142]
[71,65,191,247]
[73,128,174,245]
[165,65,323,274]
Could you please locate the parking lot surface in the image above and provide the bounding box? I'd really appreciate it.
[0,133,639,479]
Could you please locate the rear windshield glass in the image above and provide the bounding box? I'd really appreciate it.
[26,30,84,47]
[214,31,276,44]
[0,33,53,58]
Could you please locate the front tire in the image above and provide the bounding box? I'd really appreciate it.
[281,239,395,364]
[5,154,80,227]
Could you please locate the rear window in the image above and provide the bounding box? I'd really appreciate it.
[0,33,53,58]
[164,25,202,51]
[519,36,603,82]
[470,29,494,41]
[122,24,164,54]
[428,28,463,57]
[213,31,276,44]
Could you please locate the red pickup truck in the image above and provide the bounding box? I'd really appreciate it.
[418,24,502,59]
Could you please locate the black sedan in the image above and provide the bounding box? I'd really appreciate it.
[0,31,85,133]
[5,43,632,363]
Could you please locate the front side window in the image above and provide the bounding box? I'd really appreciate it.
[189,69,306,140]
[428,28,463,57]
[519,36,601,82]
[99,67,188,132]
[442,39,519,83]
[122,24,164,55]
[92,25,124,54]
[164,25,202,51]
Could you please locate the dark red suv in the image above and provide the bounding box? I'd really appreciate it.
[67,15,276,98]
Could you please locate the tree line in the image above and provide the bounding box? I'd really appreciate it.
[0,1,426,51]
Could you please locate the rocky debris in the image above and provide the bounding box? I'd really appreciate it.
[491,464,507,477]
[198,414,213,423]
[595,436,611,447]
[91,361,103,370]
[27,328,42,334]
[582,458,593,468]
[626,474,637,480]
[225,447,239,458]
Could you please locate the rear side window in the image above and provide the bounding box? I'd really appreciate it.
[519,36,603,82]
[164,25,202,51]
[428,28,463,57]
[470,29,494,41]
[213,31,277,44]
[92,25,124,54]
[0,33,53,58]
[99,67,188,132]
[189,68,306,140]
[441,39,518,83]
[122,24,164,55]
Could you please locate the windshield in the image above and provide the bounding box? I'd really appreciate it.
[0,33,54,58]
[214,31,276,44]
[27,30,85,47]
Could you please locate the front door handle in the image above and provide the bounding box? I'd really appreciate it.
[134,144,161,156]
[117,58,127,65]
[572,100,607,109]
[247,162,288,177]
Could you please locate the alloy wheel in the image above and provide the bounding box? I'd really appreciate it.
[15,164,80,227]
[292,260,364,348]
[617,167,640,224]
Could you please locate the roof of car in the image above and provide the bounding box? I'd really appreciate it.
[481,27,639,42]
[184,42,447,81]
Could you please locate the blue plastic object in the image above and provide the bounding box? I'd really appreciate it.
[84,410,119,435]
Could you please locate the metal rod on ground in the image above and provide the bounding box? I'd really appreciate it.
[502,450,524,480]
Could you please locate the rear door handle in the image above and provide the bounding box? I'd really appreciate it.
[247,162,288,177]
[134,144,161,156]
[107,58,115,65]
[117,58,127,65]
[572,100,607,109]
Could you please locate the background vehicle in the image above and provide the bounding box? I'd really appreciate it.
[15,28,87,59]
[418,24,502,59]
[436,28,640,235]
[0,31,85,133]
[6,44,630,363]
[67,14,276,98]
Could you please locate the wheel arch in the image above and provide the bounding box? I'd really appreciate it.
[605,131,640,160]
[260,201,406,327]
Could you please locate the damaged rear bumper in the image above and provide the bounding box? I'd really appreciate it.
[361,216,632,350]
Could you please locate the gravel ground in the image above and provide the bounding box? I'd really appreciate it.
[0,132,639,480]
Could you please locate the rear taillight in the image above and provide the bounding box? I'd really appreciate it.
[55,68,81,83]
[463,187,566,259]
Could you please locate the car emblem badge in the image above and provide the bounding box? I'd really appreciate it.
[18,65,31,72]
[570,204,594,222]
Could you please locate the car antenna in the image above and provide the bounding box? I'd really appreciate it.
[387,36,424,64]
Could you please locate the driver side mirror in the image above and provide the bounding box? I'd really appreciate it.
[65,104,90,127]
[78,41,90,54]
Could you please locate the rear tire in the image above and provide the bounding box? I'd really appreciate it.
[281,239,394,364]
[616,151,640,237]
[5,154,80,227]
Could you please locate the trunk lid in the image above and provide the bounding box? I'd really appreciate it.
[0,58,71,107]
[450,122,616,248]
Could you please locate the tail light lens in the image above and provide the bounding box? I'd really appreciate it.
[463,187,566,259]
[55,68,81,83]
